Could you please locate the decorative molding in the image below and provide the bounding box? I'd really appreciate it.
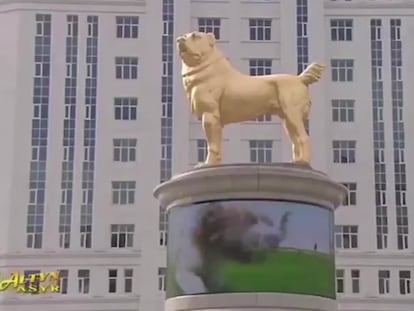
[336,251,414,260]
[0,296,140,305]
[190,0,230,3]
[0,0,146,14]
[154,163,347,210]
[338,296,414,304]
[325,0,414,9]
[166,293,335,311]
[190,16,230,19]
[240,17,280,20]
[241,0,280,3]
[0,250,141,260]
[240,40,280,44]
[240,138,282,142]
[0,0,145,6]
[240,57,280,60]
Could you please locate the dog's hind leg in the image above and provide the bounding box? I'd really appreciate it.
[282,107,310,164]
[282,119,300,161]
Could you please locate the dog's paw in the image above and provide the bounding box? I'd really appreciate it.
[195,162,209,168]
[292,160,311,168]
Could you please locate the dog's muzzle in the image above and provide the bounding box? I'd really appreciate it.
[176,37,187,52]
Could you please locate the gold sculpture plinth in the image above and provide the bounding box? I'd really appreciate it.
[152,32,344,311]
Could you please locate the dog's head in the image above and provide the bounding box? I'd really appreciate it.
[176,31,216,67]
[195,203,290,263]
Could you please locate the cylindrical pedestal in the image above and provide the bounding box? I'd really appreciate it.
[153,163,347,311]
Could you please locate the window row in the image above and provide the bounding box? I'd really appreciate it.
[61,138,358,184]
[197,17,274,41]
[92,16,362,44]
[329,18,401,42]
[113,96,356,123]
[335,225,358,249]
[113,56,279,81]
[195,139,358,164]
[22,268,134,294]
[196,139,275,164]
[335,225,409,250]
[336,269,412,296]
[60,16,141,39]
[198,17,396,47]
[114,57,358,88]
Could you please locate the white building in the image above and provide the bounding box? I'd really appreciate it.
[0,0,412,311]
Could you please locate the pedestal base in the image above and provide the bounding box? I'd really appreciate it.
[166,293,336,311]
[154,164,346,311]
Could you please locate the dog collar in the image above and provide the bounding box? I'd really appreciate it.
[181,54,225,78]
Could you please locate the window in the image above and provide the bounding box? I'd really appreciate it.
[249,140,273,163]
[392,66,402,81]
[351,269,360,293]
[86,63,97,78]
[335,225,358,249]
[35,14,51,36]
[115,57,138,79]
[332,99,355,122]
[330,19,353,41]
[196,139,207,163]
[378,270,390,294]
[332,140,356,163]
[399,270,411,295]
[124,269,133,293]
[331,59,354,82]
[116,16,139,38]
[67,15,78,37]
[372,66,382,81]
[336,269,344,293]
[198,18,220,40]
[112,181,135,205]
[87,15,98,37]
[113,139,137,162]
[59,270,68,294]
[109,269,117,293]
[111,224,135,248]
[397,206,409,250]
[77,269,90,294]
[391,19,401,40]
[160,230,168,246]
[341,183,357,206]
[255,114,272,122]
[114,97,138,120]
[158,267,166,291]
[159,206,168,246]
[24,270,41,293]
[249,59,272,76]
[249,18,272,41]
[35,62,50,77]
[376,205,388,250]
[107,268,133,293]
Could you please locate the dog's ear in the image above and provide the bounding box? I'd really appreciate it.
[207,32,216,46]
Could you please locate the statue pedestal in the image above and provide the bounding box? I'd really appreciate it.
[153,163,346,311]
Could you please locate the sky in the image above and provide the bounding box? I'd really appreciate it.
[168,200,334,255]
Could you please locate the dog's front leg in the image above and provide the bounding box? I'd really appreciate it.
[191,87,223,166]
[202,110,222,166]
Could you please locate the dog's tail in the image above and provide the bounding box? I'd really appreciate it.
[278,211,291,241]
[298,63,325,86]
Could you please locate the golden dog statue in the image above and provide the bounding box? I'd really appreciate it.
[177,31,325,167]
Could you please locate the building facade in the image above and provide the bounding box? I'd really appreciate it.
[0,0,412,311]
